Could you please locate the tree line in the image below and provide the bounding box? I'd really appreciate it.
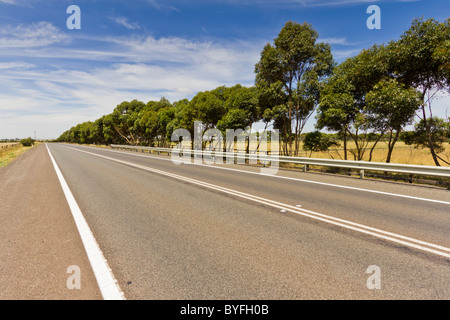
[58,18,450,165]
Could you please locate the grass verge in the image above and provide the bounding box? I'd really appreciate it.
[0,144,36,169]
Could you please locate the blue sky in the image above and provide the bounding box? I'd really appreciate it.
[0,0,448,139]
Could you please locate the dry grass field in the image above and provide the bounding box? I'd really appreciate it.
[0,142,20,149]
[303,141,450,167]
[0,143,34,168]
[69,140,450,168]
[170,139,450,166]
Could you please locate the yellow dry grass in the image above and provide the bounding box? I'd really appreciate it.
[0,142,20,148]
[303,141,450,167]
[0,143,35,168]
[88,139,450,167]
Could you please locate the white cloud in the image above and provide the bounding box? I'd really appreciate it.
[0,19,371,139]
[318,37,355,45]
[111,17,141,30]
[0,29,263,138]
[0,62,35,69]
[333,48,364,59]
[0,22,69,48]
[144,0,179,12]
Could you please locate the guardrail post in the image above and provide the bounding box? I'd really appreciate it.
[303,164,307,172]
[360,170,365,179]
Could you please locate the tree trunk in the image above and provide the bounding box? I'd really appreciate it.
[420,90,441,166]
[368,132,384,162]
[343,130,348,161]
[386,130,400,163]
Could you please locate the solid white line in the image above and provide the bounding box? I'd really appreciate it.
[68,145,450,259]
[46,144,125,300]
[71,144,450,206]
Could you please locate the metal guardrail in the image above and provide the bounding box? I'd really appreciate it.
[110,144,450,179]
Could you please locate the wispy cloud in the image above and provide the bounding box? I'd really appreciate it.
[332,48,364,59]
[0,62,35,69]
[0,20,361,140]
[0,0,35,7]
[0,24,263,138]
[318,37,355,45]
[0,22,69,48]
[110,17,141,30]
[144,0,179,12]
[0,0,17,5]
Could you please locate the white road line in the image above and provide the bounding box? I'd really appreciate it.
[68,145,450,260]
[46,144,125,300]
[70,144,450,206]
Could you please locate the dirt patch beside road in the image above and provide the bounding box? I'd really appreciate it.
[0,144,103,300]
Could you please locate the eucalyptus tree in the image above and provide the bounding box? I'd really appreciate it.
[401,117,450,165]
[388,18,450,165]
[255,21,334,155]
[111,99,146,145]
[102,113,123,145]
[365,79,422,163]
[216,85,260,152]
[188,88,228,132]
[317,44,389,161]
[93,116,106,145]
[156,105,176,147]
[302,130,339,158]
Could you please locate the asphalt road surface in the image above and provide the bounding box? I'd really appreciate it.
[1,143,449,300]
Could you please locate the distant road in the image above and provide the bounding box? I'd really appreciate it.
[2,143,449,299]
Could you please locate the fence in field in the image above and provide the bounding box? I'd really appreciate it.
[0,143,20,151]
[0,143,21,158]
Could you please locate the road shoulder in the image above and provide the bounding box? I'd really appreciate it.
[0,144,103,300]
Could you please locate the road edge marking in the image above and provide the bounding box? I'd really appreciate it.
[46,144,125,300]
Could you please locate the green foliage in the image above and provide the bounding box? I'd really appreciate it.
[302,131,339,155]
[255,21,334,155]
[388,17,449,92]
[315,44,391,160]
[365,78,423,162]
[317,18,448,164]
[387,17,449,165]
[20,137,34,147]
[401,117,449,153]
[57,86,261,148]
[56,17,448,167]
[365,79,421,132]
